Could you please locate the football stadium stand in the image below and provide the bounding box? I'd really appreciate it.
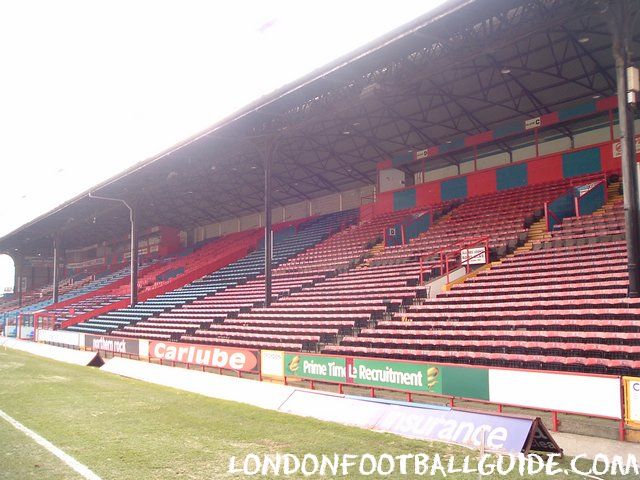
[29,171,634,378]
[1,0,639,444]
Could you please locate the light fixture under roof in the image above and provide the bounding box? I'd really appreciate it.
[500,68,511,75]
[578,36,590,44]
[342,130,351,135]
[592,93,602,99]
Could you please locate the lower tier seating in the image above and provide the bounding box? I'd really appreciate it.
[324,240,640,376]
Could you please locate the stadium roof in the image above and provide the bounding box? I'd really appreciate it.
[2,0,638,256]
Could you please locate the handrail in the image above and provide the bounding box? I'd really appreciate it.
[418,235,489,283]
[544,202,562,231]
[442,236,490,283]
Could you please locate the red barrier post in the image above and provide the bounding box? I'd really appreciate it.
[544,202,550,231]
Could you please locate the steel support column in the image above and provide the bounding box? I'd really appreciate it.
[610,1,640,297]
[264,143,273,307]
[130,205,139,307]
[13,252,23,307]
[52,235,60,304]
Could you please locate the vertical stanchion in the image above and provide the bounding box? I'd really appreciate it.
[263,141,273,307]
[610,1,640,297]
[130,205,139,306]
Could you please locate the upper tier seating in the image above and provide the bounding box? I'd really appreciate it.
[372,179,579,265]
[66,210,358,335]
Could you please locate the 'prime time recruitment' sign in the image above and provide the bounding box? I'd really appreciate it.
[283,353,489,399]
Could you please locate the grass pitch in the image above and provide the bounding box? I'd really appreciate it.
[0,348,630,479]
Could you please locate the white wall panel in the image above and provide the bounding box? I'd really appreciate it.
[489,369,622,418]
[311,193,340,215]
[284,200,308,221]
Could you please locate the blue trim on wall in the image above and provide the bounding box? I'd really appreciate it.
[496,163,528,190]
[393,188,416,211]
[558,101,597,122]
[562,147,601,178]
[494,121,524,139]
[441,176,468,201]
[392,151,414,168]
[439,138,465,154]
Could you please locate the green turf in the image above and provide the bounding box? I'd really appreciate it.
[0,418,83,480]
[0,348,631,479]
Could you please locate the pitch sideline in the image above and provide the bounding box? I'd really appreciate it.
[0,407,102,480]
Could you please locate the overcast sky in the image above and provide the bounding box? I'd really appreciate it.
[0,0,445,292]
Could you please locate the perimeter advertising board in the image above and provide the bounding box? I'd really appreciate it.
[283,353,489,399]
[489,369,622,419]
[624,377,640,427]
[260,350,285,379]
[279,390,561,455]
[149,340,259,373]
[84,334,139,356]
[37,329,82,348]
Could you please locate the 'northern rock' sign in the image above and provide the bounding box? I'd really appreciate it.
[84,334,139,355]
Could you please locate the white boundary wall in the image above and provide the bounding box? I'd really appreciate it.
[101,357,295,411]
[0,338,100,366]
[36,329,83,348]
[489,369,622,419]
